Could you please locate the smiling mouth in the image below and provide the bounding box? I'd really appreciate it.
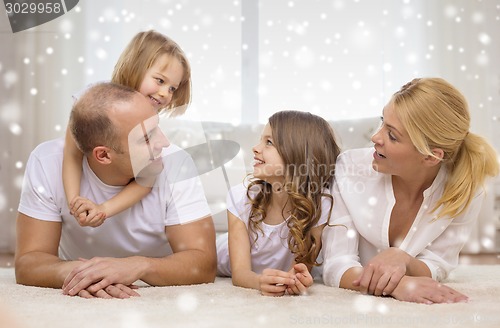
[150,154,162,161]
[149,96,161,106]
[253,158,264,166]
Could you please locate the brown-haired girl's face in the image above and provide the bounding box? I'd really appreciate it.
[138,54,184,112]
[252,123,285,184]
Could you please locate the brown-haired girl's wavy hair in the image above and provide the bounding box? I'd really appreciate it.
[392,77,499,219]
[111,30,191,115]
[246,110,341,268]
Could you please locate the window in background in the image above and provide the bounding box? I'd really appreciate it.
[81,0,243,125]
[257,0,499,123]
[64,0,500,126]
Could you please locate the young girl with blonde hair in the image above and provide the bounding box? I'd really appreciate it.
[217,110,341,296]
[323,77,499,304]
[63,30,192,226]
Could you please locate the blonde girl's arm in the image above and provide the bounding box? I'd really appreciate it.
[63,129,106,227]
[64,126,152,226]
[71,181,152,226]
[63,128,83,208]
[228,211,295,296]
[286,223,326,295]
[99,181,152,217]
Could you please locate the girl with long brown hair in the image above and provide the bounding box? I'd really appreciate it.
[217,110,340,296]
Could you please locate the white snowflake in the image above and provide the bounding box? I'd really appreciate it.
[176,292,199,313]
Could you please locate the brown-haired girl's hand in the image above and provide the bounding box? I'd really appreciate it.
[70,196,107,227]
[259,268,296,296]
[286,263,313,296]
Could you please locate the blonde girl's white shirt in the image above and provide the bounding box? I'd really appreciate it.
[322,148,484,287]
[217,182,332,276]
[18,138,211,260]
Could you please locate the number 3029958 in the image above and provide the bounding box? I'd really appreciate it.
[5,2,62,14]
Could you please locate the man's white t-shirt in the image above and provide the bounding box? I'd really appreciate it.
[18,138,211,260]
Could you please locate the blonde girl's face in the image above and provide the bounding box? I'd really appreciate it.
[139,54,184,112]
[252,123,285,184]
[371,103,426,176]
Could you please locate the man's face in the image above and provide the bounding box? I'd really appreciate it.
[112,94,170,183]
[128,112,170,181]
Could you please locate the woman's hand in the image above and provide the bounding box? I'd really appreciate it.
[390,276,468,304]
[353,247,410,296]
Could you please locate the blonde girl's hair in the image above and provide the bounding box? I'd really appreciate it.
[392,77,499,219]
[111,30,191,115]
[246,110,341,268]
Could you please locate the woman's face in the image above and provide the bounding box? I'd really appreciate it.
[371,102,426,176]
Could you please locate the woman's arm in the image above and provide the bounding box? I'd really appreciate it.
[414,189,485,281]
[321,181,363,288]
[361,189,485,295]
[352,247,431,296]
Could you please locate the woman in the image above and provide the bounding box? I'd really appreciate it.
[322,77,498,304]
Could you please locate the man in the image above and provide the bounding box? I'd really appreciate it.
[15,82,216,298]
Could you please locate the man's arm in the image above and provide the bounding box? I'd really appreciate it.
[144,216,217,285]
[62,216,217,295]
[15,212,79,287]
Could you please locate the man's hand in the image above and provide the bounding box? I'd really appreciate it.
[258,268,296,297]
[390,276,468,304]
[353,247,409,296]
[75,284,140,299]
[62,257,145,296]
[286,263,313,296]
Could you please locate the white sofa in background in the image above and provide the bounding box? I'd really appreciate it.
[159,116,497,253]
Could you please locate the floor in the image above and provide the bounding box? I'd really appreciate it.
[1,252,499,268]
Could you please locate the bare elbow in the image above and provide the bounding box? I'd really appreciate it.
[14,255,31,285]
[203,257,217,283]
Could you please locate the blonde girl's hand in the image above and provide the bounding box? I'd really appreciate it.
[353,247,409,296]
[81,211,107,228]
[259,268,296,297]
[70,196,107,227]
[286,263,313,296]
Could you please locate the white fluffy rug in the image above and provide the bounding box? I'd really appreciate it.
[1,265,499,328]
